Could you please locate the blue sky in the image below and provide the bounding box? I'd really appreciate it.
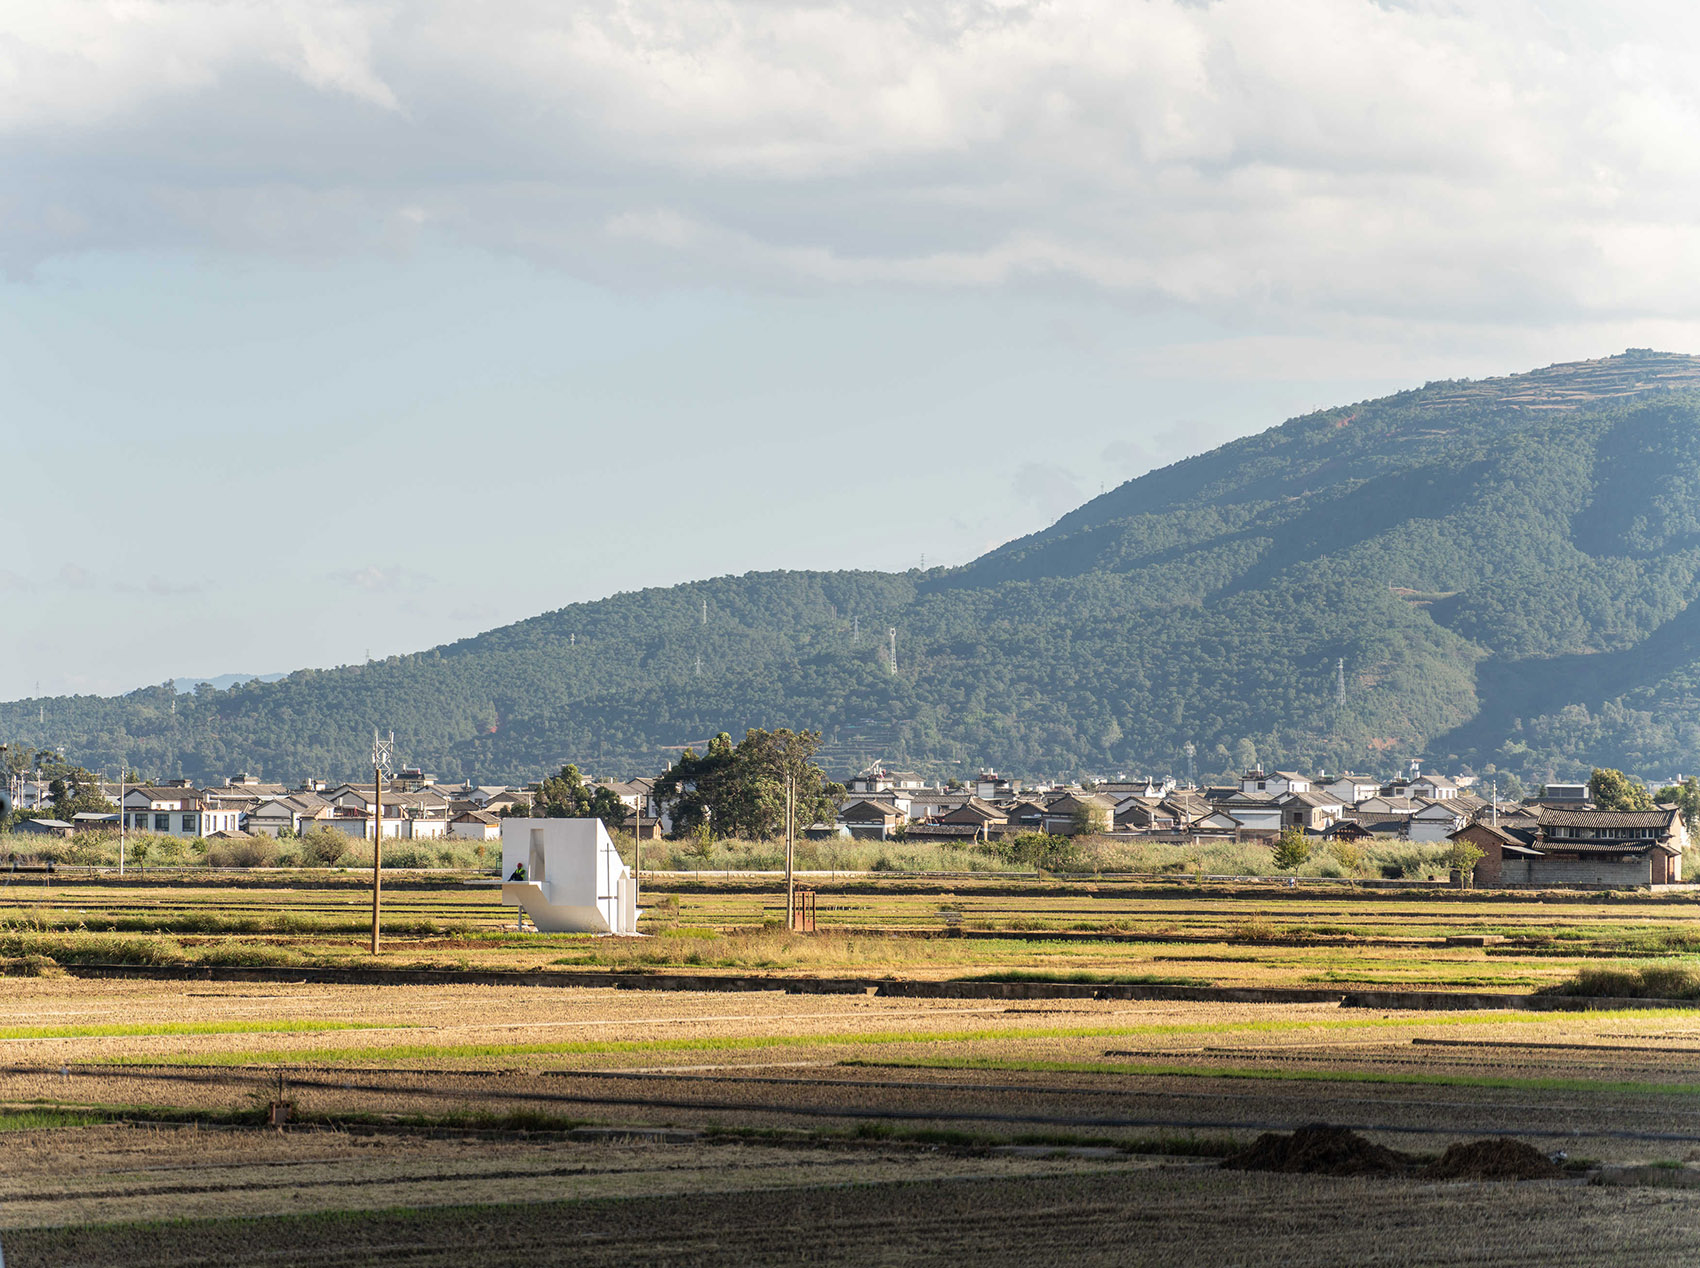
[5,1,1700,698]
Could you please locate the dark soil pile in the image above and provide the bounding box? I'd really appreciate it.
[1220,1124,1417,1176]
[1423,1138,1564,1180]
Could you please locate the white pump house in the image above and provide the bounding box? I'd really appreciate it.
[500,818,639,934]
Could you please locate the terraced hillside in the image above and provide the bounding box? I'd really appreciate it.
[10,349,1700,785]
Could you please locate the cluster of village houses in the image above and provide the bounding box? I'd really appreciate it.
[7,760,1689,887]
[833,765,1689,888]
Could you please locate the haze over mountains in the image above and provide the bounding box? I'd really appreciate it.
[12,350,1700,787]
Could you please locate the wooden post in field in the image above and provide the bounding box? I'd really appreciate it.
[371,760,382,954]
[785,771,795,931]
[371,730,393,956]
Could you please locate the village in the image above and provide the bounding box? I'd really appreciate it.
[5,758,1689,888]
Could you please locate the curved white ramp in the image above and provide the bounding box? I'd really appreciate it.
[500,818,639,934]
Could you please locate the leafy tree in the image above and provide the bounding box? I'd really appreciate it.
[651,734,736,838]
[653,729,842,840]
[48,770,115,820]
[526,764,629,826]
[1271,826,1311,869]
[1068,802,1110,837]
[1440,839,1486,885]
[1655,776,1700,831]
[1588,768,1654,811]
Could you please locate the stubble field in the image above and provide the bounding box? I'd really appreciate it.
[5,872,1700,1263]
[5,869,1700,989]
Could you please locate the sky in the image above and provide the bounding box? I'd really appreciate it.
[7,0,1700,699]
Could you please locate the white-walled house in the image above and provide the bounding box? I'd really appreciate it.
[1220,792,1283,834]
[1324,774,1382,805]
[1408,800,1467,842]
[246,792,333,837]
[122,786,244,837]
[451,810,502,841]
[1410,774,1459,801]
[1239,769,1312,797]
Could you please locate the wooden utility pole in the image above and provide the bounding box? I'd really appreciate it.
[785,771,795,930]
[371,760,383,954]
[371,730,393,955]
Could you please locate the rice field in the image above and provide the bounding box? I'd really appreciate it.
[3,870,1699,991]
[6,873,1700,1262]
[7,976,1700,1264]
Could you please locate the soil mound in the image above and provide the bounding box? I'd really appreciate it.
[1423,1138,1563,1180]
[1220,1124,1416,1176]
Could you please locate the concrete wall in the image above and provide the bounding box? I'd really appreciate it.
[1513,855,1654,886]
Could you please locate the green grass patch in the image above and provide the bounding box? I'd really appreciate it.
[0,1020,398,1041]
[91,1007,1682,1068]
[0,1108,117,1130]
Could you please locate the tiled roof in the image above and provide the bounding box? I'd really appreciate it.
[1535,807,1678,830]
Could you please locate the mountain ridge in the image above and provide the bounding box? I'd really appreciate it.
[12,349,1700,787]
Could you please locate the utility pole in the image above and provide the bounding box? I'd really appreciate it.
[633,787,642,900]
[118,767,125,877]
[371,730,393,955]
[785,770,795,931]
[1491,780,1498,828]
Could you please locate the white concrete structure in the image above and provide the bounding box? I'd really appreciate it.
[500,818,638,934]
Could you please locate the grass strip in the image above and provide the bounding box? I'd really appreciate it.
[848,1056,1700,1097]
[0,1108,118,1130]
[90,1007,1697,1068]
[0,1020,400,1041]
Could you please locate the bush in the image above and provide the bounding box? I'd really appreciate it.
[1271,827,1311,870]
[1002,832,1079,870]
[380,845,434,868]
[1541,965,1700,999]
[300,828,350,866]
[1328,841,1366,873]
[204,837,278,868]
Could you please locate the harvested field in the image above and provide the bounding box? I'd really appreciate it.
[10,878,1700,1262]
[8,871,1700,992]
[8,1149,1700,1266]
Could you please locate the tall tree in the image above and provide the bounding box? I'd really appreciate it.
[511,763,629,826]
[1588,767,1654,812]
[47,769,115,820]
[1655,776,1700,831]
[653,729,842,840]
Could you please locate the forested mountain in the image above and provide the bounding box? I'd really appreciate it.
[13,349,1700,788]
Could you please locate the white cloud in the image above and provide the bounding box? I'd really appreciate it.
[329,564,432,593]
[4,1,1700,339]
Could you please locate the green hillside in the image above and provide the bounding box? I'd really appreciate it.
[13,349,1700,787]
